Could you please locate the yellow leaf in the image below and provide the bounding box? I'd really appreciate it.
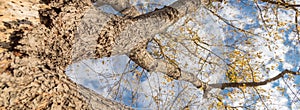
[274,35,282,40]
[233,49,240,55]
[187,28,193,34]
[164,75,174,82]
[217,102,223,107]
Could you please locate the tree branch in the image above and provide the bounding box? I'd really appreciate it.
[209,69,300,89]
[128,47,210,92]
[129,46,300,94]
[260,0,300,8]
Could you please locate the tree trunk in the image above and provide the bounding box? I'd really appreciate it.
[0,0,132,109]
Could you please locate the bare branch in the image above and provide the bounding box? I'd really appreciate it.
[260,0,300,8]
[205,7,257,36]
[209,69,300,89]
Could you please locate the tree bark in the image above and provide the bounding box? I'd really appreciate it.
[0,0,133,109]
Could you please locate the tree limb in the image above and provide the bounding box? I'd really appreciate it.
[260,0,300,8]
[128,47,300,92]
[209,69,300,89]
[128,47,211,92]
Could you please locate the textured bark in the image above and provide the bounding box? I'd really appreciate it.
[0,0,132,109]
[128,47,210,91]
[73,4,181,62]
